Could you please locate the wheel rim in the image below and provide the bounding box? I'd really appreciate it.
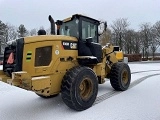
[79,77,93,101]
[121,69,128,85]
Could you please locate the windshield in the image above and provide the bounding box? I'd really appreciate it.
[59,19,79,38]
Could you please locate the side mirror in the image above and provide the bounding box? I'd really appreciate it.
[104,22,107,31]
[98,21,107,36]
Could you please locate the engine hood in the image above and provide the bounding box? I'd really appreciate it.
[24,35,77,44]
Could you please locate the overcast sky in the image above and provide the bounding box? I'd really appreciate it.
[0,0,160,30]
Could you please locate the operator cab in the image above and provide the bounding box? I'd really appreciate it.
[56,14,102,65]
[58,14,99,42]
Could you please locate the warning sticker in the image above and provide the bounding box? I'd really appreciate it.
[7,52,14,64]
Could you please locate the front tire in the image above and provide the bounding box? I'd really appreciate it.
[61,66,98,111]
[110,62,131,91]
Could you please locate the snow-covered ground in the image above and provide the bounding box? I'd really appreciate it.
[0,62,160,120]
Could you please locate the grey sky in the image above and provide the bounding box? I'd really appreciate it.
[0,0,160,30]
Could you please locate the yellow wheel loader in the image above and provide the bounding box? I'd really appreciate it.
[0,14,131,111]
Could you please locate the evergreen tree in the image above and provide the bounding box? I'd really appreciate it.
[17,24,27,37]
[0,20,7,54]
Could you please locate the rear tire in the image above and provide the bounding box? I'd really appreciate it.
[61,66,98,111]
[110,62,131,91]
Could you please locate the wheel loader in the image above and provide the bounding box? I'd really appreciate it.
[0,14,131,111]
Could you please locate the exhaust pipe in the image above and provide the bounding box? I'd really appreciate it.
[48,15,55,35]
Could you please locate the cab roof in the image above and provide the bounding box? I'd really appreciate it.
[63,14,100,24]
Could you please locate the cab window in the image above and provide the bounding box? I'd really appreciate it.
[60,19,79,38]
[82,21,97,42]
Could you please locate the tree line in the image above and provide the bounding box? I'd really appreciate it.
[0,18,160,59]
[100,18,160,59]
[0,21,51,54]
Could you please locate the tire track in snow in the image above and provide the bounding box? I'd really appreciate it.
[104,69,160,82]
[94,73,160,105]
[131,69,160,74]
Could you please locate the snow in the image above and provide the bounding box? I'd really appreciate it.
[0,62,160,120]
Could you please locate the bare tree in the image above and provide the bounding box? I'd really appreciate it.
[123,29,135,54]
[30,28,37,36]
[123,30,143,54]
[111,18,130,51]
[139,23,152,59]
[6,23,18,42]
[133,32,143,54]
[149,21,160,58]
[153,21,160,41]
[99,28,111,46]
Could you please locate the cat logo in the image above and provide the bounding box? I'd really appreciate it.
[70,43,77,49]
[62,41,78,50]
